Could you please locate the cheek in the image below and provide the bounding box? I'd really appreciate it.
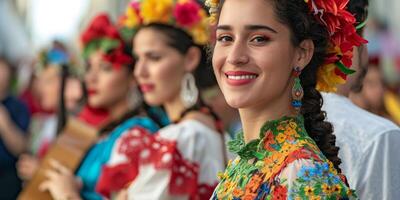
[99,72,130,97]
[152,61,183,95]
[212,48,226,80]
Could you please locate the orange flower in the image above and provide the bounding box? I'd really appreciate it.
[245,173,263,193]
[232,188,244,197]
[243,193,257,200]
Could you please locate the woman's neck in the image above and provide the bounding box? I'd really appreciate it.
[108,98,130,121]
[239,93,296,143]
[164,95,186,122]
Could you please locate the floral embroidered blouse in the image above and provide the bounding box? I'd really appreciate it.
[211,115,357,200]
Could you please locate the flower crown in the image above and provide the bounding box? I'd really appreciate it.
[81,14,134,69]
[205,0,368,92]
[119,0,210,46]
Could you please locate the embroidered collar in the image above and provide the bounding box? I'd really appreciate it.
[228,115,306,160]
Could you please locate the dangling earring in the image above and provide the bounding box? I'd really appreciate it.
[291,67,303,111]
[180,73,199,108]
[128,86,142,110]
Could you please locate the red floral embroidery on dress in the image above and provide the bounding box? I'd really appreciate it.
[96,161,138,198]
[97,127,216,199]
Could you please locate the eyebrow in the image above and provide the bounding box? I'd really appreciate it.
[216,24,278,34]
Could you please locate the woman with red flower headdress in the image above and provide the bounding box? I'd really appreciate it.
[94,0,230,199]
[37,13,166,200]
[204,0,366,199]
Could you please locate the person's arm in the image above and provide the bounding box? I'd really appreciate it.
[354,130,400,200]
[0,104,28,156]
[276,159,357,199]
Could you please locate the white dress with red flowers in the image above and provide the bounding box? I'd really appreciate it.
[96,119,230,200]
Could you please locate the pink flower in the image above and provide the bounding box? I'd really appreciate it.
[173,1,201,27]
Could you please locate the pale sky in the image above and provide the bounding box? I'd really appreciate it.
[30,0,89,48]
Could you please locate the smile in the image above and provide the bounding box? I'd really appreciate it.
[227,75,258,80]
[224,71,259,86]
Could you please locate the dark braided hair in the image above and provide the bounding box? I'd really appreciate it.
[273,0,342,172]
[213,0,343,172]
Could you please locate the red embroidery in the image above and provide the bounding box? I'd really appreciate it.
[97,127,215,198]
[96,161,138,198]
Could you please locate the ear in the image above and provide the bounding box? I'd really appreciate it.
[183,46,201,72]
[294,39,314,70]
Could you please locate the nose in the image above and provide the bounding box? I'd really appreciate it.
[85,67,98,86]
[226,41,249,66]
[134,59,149,79]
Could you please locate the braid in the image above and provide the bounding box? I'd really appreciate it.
[273,0,343,171]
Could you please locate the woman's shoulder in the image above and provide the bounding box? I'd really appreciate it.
[274,158,357,199]
[158,119,221,141]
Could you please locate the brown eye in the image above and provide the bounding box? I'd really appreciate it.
[250,35,270,44]
[217,35,233,43]
[100,62,113,71]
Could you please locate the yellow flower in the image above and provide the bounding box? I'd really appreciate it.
[321,183,331,194]
[311,196,322,200]
[289,121,298,129]
[189,10,209,45]
[141,0,173,24]
[284,127,297,137]
[205,0,219,7]
[217,171,228,180]
[261,152,285,180]
[124,7,140,28]
[280,143,298,154]
[276,133,286,143]
[316,63,346,92]
[331,184,342,194]
[218,181,236,198]
[327,160,338,175]
[304,186,314,196]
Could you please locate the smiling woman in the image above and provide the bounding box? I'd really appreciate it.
[207,0,366,199]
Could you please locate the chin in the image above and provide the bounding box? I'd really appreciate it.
[88,98,105,109]
[143,95,163,106]
[224,96,252,109]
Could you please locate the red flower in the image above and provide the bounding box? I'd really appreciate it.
[272,185,287,200]
[81,14,121,45]
[173,1,201,27]
[306,0,368,83]
[102,48,134,70]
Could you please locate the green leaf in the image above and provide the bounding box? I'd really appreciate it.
[336,61,356,75]
[99,38,120,53]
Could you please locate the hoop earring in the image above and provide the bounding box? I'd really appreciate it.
[128,86,142,110]
[292,67,303,111]
[180,73,199,108]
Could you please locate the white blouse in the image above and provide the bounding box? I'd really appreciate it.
[98,120,231,200]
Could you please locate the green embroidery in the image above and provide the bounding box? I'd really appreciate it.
[213,115,358,200]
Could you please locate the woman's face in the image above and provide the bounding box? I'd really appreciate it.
[85,50,134,109]
[212,0,303,110]
[38,66,61,111]
[133,28,187,106]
